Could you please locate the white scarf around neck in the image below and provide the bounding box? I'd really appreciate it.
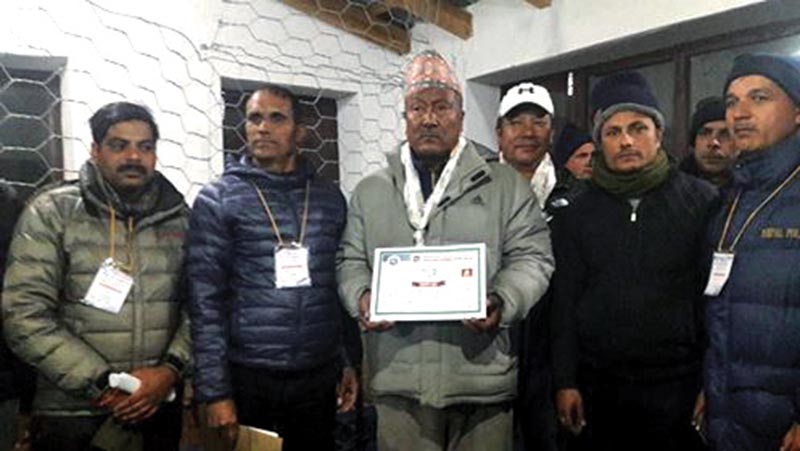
[400,137,467,246]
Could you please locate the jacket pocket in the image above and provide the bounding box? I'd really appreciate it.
[452,328,514,376]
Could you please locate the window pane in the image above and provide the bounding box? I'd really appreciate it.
[690,34,800,111]
[0,63,63,201]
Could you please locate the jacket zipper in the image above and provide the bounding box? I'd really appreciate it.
[629,200,640,222]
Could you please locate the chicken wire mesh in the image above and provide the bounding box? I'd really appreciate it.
[0,0,462,202]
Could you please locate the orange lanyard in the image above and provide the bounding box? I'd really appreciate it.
[250,181,311,246]
[717,164,800,252]
[108,206,135,272]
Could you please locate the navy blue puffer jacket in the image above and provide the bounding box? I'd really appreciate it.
[704,135,800,450]
[188,157,347,403]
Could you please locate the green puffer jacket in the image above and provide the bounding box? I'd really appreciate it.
[337,142,554,408]
[2,163,191,416]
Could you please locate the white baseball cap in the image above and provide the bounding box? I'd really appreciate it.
[498,82,554,117]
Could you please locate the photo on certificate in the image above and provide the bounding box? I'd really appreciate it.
[370,243,487,322]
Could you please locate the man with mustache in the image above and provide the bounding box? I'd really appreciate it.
[554,123,594,182]
[702,54,800,451]
[680,97,738,187]
[2,102,191,451]
[496,82,558,210]
[550,72,715,451]
[495,82,561,451]
[337,50,553,450]
[187,85,357,451]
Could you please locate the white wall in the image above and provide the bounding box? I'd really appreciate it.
[0,0,774,197]
[457,0,766,150]
[0,0,464,198]
[463,0,765,81]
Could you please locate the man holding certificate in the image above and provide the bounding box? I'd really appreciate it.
[337,50,554,450]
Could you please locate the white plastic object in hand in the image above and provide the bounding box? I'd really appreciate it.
[108,372,177,402]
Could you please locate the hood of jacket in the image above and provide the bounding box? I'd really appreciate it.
[224,155,316,190]
[79,161,185,223]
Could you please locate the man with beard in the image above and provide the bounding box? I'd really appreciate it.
[551,72,715,451]
[680,97,738,187]
[337,50,553,450]
[2,102,191,451]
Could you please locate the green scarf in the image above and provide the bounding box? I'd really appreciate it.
[591,148,671,198]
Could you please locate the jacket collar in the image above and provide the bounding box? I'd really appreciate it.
[226,155,314,190]
[79,161,185,222]
[732,133,800,190]
[387,139,491,206]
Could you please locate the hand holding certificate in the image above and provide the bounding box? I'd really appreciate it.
[369,243,487,322]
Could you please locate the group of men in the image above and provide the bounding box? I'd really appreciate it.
[0,48,798,451]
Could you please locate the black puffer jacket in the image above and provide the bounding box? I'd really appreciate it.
[188,157,347,403]
[0,183,23,401]
[551,169,717,388]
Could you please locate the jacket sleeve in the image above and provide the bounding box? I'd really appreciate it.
[332,191,362,369]
[187,184,233,403]
[336,188,372,319]
[2,193,111,399]
[491,176,555,327]
[163,290,192,376]
[549,210,585,390]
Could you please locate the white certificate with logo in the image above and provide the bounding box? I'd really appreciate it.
[370,243,486,322]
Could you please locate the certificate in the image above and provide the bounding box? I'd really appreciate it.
[370,243,486,322]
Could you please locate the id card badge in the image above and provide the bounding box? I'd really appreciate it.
[82,258,133,314]
[275,243,311,288]
[703,251,735,297]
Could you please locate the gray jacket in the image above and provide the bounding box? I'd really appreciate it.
[337,141,554,407]
[2,163,191,415]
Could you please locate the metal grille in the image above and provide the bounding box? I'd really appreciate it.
[222,81,340,184]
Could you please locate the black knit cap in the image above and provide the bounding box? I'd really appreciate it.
[590,71,664,144]
[689,97,726,147]
[553,123,592,169]
[724,53,800,107]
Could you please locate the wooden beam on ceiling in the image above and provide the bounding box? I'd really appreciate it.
[526,0,552,8]
[381,0,473,39]
[283,0,410,54]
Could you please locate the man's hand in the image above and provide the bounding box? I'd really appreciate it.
[93,388,129,411]
[781,423,800,451]
[358,291,394,332]
[206,398,239,446]
[112,366,178,423]
[463,295,502,333]
[337,366,359,413]
[556,388,586,435]
[692,391,706,442]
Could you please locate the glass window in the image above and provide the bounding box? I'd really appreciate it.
[0,59,63,200]
[690,33,800,112]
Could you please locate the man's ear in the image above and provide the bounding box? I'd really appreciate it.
[793,106,800,126]
[655,127,664,147]
[294,125,308,147]
[90,142,100,161]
